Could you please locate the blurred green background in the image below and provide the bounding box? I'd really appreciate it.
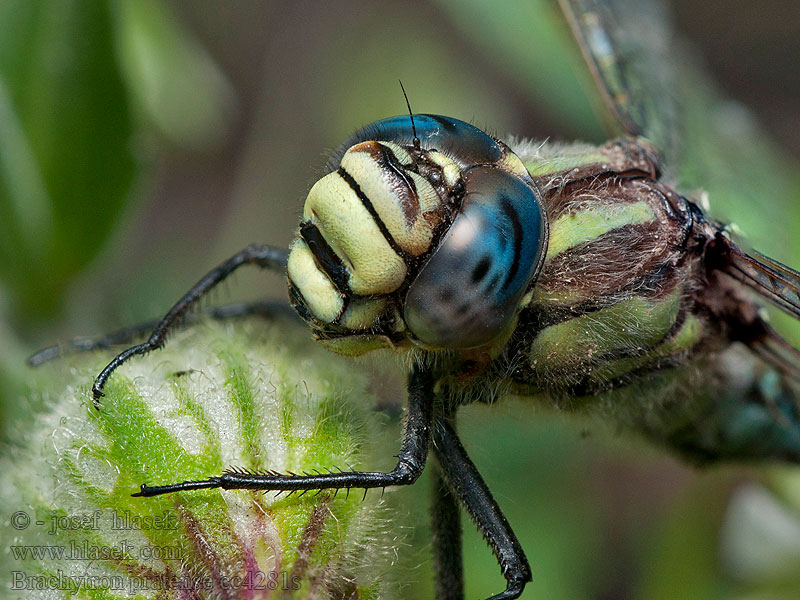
[1,0,799,598]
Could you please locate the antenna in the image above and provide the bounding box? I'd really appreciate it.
[399,80,420,150]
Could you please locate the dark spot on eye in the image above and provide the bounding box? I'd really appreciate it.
[429,171,442,184]
[456,302,470,315]
[497,233,507,251]
[498,195,523,293]
[429,115,458,132]
[471,256,491,283]
[439,288,454,303]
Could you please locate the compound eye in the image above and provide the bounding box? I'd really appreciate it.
[326,114,503,172]
[403,166,547,349]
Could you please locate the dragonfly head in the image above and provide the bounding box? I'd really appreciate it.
[287,115,548,356]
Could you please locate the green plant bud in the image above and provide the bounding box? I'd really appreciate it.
[2,316,399,599]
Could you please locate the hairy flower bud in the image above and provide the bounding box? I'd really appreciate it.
[2,316,399,598]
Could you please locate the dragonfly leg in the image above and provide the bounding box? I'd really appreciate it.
[132,365,434,497]
[433,419,531,600]
[91,244,288,404]
[431,454,464,600]
[27,300,296,367]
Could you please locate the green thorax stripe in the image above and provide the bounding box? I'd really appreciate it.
[529,286,683,375]
[523,149,608,177]
[546,200,656,260]
[588,312,704,384]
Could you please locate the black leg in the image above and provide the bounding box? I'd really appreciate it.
[27,300,297,367]
[433,419,531,600]
[431,455,464,600]
[133,364,434,497]
[92,244,288,404]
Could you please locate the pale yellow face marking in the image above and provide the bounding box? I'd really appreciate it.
[427,150,461,187]
[320,335,393,356]
[443,164,460,187]
[303,172,407,295]
[341,146,442,256]
[379,141,412,165]
[340,297,388,330]
[287,240,343,323]
[499,151,530,179]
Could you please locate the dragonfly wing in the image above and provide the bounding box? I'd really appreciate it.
[724,245,800,321]
[715,239,800,380]
[558,0,680,166]
[749,324,800,382]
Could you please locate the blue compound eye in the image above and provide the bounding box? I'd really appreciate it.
[404,166,547,349]
[327,114,504,172]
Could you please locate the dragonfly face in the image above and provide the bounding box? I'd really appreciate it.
[287,114,548,353]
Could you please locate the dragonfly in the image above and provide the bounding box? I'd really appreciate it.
[29,0,800,598]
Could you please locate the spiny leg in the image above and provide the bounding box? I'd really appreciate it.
[28,300,297,367]
[133,364,434,497]
[92,244,288,404]
[433,419,531,600]
[431,454,464,600]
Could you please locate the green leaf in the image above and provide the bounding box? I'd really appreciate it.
[0,0,136,321]
[433,0,606,141]
[112,0,235,150]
